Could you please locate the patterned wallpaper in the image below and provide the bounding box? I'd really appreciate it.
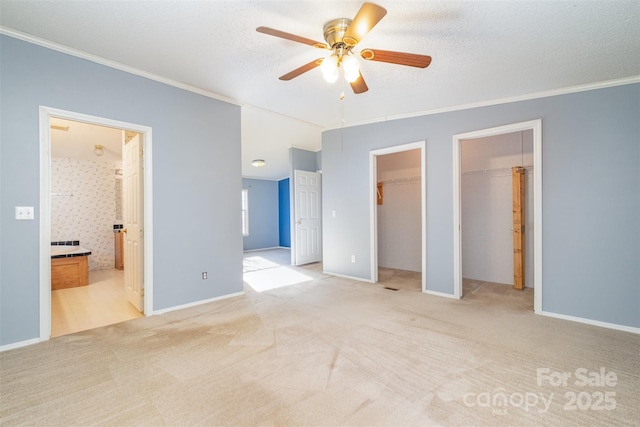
[51,157,119,271]
[115,178,123,221]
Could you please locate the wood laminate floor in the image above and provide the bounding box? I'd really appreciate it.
[51,268,143,337]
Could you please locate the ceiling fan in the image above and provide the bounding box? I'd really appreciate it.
[257,2,432,94]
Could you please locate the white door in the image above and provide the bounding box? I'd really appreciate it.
[293,170,322,265]
[123,132,144,312]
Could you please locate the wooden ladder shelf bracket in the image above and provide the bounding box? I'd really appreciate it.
[512,167,525,290]
[377,182,384,205]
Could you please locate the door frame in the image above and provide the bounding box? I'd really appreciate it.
[452,119,542,313]
[370,141,426,292]
[39,106,154,340]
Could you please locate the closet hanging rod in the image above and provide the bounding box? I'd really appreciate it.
[378,175,421,184]
[462,165,533,176]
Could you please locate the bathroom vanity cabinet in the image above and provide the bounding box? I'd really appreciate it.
[51,256,89,290]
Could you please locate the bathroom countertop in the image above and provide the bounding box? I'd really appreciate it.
[51,242,92,259]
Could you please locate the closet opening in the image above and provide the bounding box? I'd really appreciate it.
[370,141,426,293]
[453,120,542,313]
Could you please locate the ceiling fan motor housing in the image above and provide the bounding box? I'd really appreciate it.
[323,18,353,48]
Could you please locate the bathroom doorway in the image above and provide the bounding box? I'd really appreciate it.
[39,107,153,339]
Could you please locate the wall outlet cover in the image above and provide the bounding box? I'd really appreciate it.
[15,206,35,220]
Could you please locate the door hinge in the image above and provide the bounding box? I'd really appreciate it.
[140,229,144,238]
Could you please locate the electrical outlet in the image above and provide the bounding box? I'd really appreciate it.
[15,206,34,220]
[351,255,356,263]
[202,272,208,280]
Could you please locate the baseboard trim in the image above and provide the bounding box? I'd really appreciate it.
[323,270,375,283]
[152,291,245,315]
[541,310,640,334]
[243,247,286,253]
[0,337,43,353]
[424,289,458,299]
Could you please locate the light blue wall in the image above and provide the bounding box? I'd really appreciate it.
[242,178,279,251]
[322,84,640,328]
[0,35,243,346]
[290,147,317,173]
[279,178,291,248]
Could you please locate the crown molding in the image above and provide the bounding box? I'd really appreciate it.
[3,26,638,134]
[326,75,640,130]
[0,26,241,107]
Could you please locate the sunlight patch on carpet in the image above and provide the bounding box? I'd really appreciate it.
[243,266,313,292]
[243,256,280,273]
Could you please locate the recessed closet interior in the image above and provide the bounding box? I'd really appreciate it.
[461,130,534,288]
[376,149,422,280]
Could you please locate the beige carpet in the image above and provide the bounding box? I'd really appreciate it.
[1,251,638,426]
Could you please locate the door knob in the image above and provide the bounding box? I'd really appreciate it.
[121,228,127,234]
[296,220,302,225]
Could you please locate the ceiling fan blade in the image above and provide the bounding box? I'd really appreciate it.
[343,2,387,47]
[350,72,369,94]
[279,59,323,81]
[256,26,328,49]
[360,49,432,68]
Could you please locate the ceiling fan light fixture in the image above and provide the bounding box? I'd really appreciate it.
[251,159,266,167]
[342,55,360,83]
[257,2,426,95]
[321,55,339,83]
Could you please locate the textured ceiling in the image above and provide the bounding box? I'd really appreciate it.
[1,1,639,180]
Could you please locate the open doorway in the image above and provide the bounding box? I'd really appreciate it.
[460,130,534,307]
[49,117,143,336]
[453,120,542,313]
[376,149,422,291]
[39,107,154,340]
[370,141,426,292]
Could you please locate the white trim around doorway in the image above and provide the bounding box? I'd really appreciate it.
[38,106,154,340]
[452,119,542,313]
[370,141,427,292]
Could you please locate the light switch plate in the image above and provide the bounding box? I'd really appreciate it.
[15,206,35,220]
